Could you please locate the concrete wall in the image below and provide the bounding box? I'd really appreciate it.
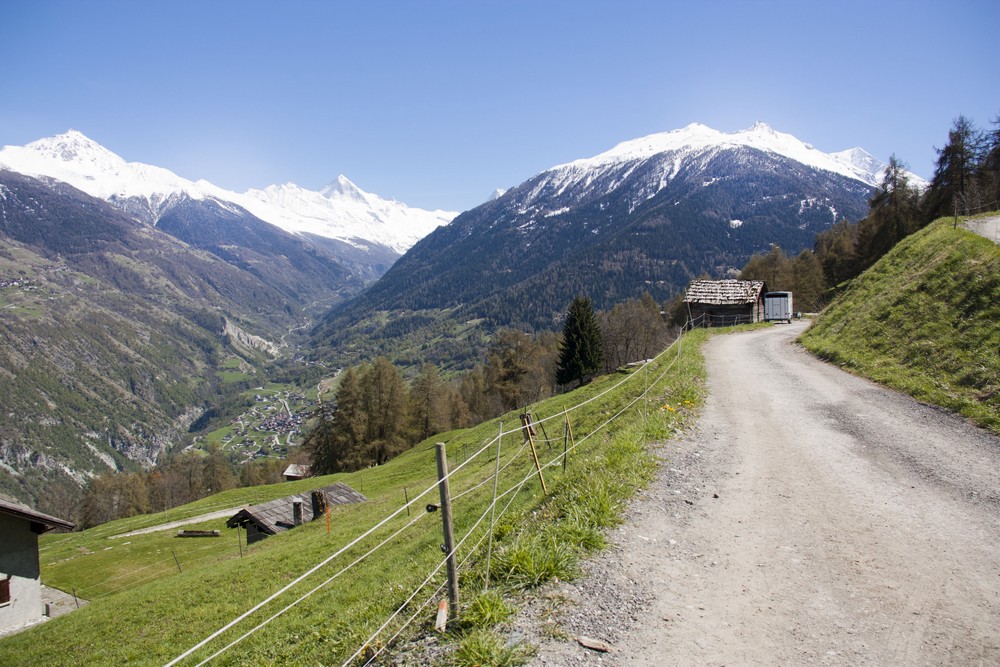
[0,513,43,632]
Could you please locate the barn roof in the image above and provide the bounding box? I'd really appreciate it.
[225,482,366,535]
[684,279,766,305]
[0,498,75,534]
[282,463,312,479]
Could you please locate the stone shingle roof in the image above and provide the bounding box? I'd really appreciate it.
[684,279,766,305]
[226,482,366,536]
[282,463,312,479]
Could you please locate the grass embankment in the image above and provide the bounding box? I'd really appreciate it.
[801,215,1000,433]
[0,329,710,666]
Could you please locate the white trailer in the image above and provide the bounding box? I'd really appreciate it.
[764,291,793,323]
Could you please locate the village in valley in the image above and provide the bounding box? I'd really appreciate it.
[191,384,316,463]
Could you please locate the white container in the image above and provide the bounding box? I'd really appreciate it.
[764,291,793,323]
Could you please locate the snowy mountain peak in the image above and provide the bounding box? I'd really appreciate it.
[319,174,367,201]
[27,129,121,165]
[1,129,207,203]
[746,120,776,135]
[551,122,901,190]
[0,132,456,255]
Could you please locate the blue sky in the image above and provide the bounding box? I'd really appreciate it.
[2,0,997,212]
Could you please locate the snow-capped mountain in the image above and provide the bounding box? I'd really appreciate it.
[0,130,456,256]
[533,122,925,209]
[316,122,888,364]
[239,175,454,254]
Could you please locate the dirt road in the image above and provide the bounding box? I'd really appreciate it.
[109,506,241,539]
[525,321,1000,665]
[965,214,1000,244]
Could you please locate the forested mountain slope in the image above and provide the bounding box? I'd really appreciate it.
[314,124,877,368]
[0,171,346,513]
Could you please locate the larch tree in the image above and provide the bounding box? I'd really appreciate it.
[925,115,984,220]
[361,357,409,465]
[304,366,366,474]
[858,155,920,268]
[408,363,450,442]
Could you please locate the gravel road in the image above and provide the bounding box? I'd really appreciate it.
[519,321,1000,665]
[108,507,241,539]
[965,214,1000,244]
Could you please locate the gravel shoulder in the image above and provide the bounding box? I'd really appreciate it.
[517,321,1000,665]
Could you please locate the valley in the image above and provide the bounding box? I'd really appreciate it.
[193,381,315,463]
[0,115,995,546]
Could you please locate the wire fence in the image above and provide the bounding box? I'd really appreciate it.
[163,333,690,666]
[684,311,758,328]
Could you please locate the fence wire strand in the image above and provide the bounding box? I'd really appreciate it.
[168,333,687,666]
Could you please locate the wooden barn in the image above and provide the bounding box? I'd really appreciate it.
[683,279,767,327]
[226,482,366,545]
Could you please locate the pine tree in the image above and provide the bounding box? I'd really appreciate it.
[556,295,603,388]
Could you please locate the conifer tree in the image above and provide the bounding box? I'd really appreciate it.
[857,155,920,268]
[556,295,603,388]
[925,115,984,220]
[408,363,449,441]
[362,357,409,464]
[304,366,365,473]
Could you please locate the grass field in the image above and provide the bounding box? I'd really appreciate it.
[1,328,710,666]
[801,215,1000,434]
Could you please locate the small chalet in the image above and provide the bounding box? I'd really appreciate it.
[282,463,312,482]
[683,279,767,327]
[0,499,74,634]
[226,482,366,545]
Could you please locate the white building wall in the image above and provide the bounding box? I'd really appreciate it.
[0,513,43,632]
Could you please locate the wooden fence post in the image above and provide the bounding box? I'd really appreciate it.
[521,414,547,494]
[435,442,460,619]
[485,422,503,591]
[562,419,569,472]
[563,415,575,472]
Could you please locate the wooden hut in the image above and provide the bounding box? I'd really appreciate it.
[226,482,366,544]
[683,279,767,327]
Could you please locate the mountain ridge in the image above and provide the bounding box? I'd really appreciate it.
[0,130,457,258]
[313,122,884,368]
[0,169,306,510]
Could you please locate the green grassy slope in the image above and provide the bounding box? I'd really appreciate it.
[800,215,1000,433]
[0,330,710,666]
